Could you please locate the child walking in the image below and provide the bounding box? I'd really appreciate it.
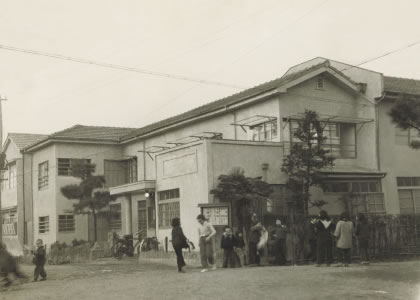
[334,211,354,267]
[33,239,47,281]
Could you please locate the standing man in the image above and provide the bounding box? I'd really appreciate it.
[272,219,288,265]
[248,214,262,266]
[197,214,216,272]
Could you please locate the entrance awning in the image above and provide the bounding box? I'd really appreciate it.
[109,180,156,196]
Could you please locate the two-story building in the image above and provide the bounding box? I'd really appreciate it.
[3,57,420,252]
[1,133,47,254]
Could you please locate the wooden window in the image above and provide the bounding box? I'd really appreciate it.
[158,189,180,228]
[252,120,278,142]
[109,204,122,230]
[58,215,75,232]
[398,189,420,214]
[325,181,381,193]
[38,161,49,190]
[58,158,90,176]
[138,201,147,237]
[397,177,420,187]
[316,77,324,89]
[39,216,49,233]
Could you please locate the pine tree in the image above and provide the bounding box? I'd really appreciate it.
[389,98,420,149]
[281,110,335,218]
[61,160,112,242]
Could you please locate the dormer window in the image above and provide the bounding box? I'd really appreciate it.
[316,77,324,90]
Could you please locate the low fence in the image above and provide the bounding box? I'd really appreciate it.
[262,214,420,263]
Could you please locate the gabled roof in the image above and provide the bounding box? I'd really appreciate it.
[383,76,420,95]
[24,125,137,151]
[121,60,362,142]
[6,133,48,150]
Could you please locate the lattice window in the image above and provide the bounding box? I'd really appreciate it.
[58,158,91,176]
[158,202,180,228]
[158,188,180,228]
[38,161,49,190]
[58,215,75,232]
[138,201,147,237]
[109,204,122,230]
[39,216,49,233]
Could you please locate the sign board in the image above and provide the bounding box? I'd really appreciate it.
[201,206,229,226]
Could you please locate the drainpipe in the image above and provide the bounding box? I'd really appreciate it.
[375,92,387,171]
[22,153,26,245]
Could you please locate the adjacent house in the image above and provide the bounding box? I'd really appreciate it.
[2,57,420,252]
[1,133,47,254]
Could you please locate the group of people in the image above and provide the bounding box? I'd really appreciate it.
[0,238,47,288]
[171,210,371,273]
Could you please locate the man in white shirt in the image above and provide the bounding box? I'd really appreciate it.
[197,214,217,272]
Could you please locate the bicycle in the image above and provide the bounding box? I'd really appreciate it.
[111,232,135,259]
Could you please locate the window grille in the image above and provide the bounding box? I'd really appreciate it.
[38,161,49,190]
[39,216,49,233]
[58,215,75,232]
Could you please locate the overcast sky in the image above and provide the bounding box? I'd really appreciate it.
[1,0,420,137]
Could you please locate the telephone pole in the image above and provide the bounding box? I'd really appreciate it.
[0,95,8,243]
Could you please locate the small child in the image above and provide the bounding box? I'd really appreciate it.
[234,231,246,267]
[220,227,236,268]
[32,239,47,281]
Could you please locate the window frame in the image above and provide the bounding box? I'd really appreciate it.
[251,120,278,142]
[57,158,91,177]
[109,203,122,230]
[38,161,49,190]
[58,214,75,233]
[38,216,50,234]
[158,188,180,229]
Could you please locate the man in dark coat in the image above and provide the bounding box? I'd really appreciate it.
[304,217,317,262]
[248,214,263,266]
[0,243,26,287]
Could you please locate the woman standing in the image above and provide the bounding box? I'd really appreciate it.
[334,211,354,267]
[315,210,335,267]
[171,217,188,273]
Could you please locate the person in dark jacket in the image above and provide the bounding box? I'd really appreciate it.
[271,219,288,265]
[355,213,370,264]
[315,210,335,267]
[0,243,27,287]
[33,239,47,281]
[248,214,263,266]
[234,230,246,267]
[304,217,317,262]
[171,217,189,273]
[220,227,237,268]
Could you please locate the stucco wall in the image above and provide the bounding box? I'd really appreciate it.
[377,100,420,214]
[281,76,378,172]
[153,142,207,248]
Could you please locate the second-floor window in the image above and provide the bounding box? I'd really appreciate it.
[58,158,91,176]
[1,163,16,191]
[291,121,356,158]
[252,121,278,141]
[395,126,420,147]
[38,161,49,190]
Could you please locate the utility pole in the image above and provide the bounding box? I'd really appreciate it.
[0,95,8,243]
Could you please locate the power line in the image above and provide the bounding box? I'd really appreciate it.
[0,44,247,90]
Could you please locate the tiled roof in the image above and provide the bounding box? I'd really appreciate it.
[24,125,137,150]
[49,125,137,141]
[8,133,48,150]
[383,76,420,95]
[121,60,354,141]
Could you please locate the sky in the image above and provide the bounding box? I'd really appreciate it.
[1,0,420,137]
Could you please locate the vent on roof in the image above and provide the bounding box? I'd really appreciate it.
[316,77,324,90]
